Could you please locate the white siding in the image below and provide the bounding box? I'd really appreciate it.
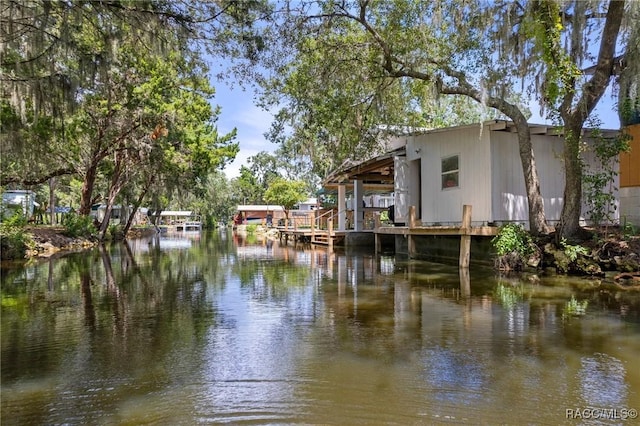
[620,187,640,226]
[490,132,566,226]
[490,131,620,227]
[413,126,492,225]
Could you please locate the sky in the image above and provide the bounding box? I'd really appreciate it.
[213,82,278,179]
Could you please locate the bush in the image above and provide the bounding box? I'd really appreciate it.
[492,223,534,257]
[0,213,34,259]
[491,223,536,271]
[62,214,96,238]
[560,238,588,262]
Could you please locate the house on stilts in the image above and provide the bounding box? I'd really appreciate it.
[303,120,623,265]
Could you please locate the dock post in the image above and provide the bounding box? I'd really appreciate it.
[459,205,472,268]
[408,206,416,257]
[311,215,315,244]
[328,218,334,252]
[374,213,381,255]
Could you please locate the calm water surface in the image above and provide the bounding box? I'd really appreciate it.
[2,230,639,425]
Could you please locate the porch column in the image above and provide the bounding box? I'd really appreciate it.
[338,184,347,231]
[394,155,409,225]
[353,179,364,231]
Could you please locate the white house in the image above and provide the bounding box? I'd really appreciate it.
[325,121,620,230]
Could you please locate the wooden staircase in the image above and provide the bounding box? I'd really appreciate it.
[311,231,329,245]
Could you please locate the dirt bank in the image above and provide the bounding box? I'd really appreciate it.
[26,226,98,257]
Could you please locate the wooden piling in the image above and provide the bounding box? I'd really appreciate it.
[459,204,472,268]
[408,206,417,257]
[374,213,381,255]
[328,218,334,252]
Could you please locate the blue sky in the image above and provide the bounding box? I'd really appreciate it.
[213,82,277,179]
[213,79,622,180]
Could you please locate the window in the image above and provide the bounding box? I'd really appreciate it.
[441,155,459,189]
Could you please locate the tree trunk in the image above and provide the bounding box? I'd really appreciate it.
[556,0,625,242]
[512,116,549,236]
[123,184,150,235]
[98,155,127,240]
[557,123,586,242]
[49,177,56,225]
[79,161,99,216]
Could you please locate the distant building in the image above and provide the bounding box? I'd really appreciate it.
[235,205,286,224]
[1,190,36,220]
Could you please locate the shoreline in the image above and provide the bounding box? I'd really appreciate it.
[4,227,639,285]
[22,226,159,259]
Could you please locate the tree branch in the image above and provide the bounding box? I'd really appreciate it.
[568,0,625,122]
[1,167,75,186]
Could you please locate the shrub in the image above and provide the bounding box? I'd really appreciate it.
[0,213,34,259]
[492,223,535,257]
[62,214,96,238]
[560,238,589,262]
[491,223,536,271]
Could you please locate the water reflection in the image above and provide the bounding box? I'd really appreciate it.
[2,230,640,425]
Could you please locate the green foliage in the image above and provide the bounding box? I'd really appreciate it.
[263,178,308,213]
[619,96,640,126]
[0,213,34,259]
[582,126,631,227]
[492,223,534,257]
[1,0,238,221]
[62,214,96,239]
[622,221,638,238]
[560,238,589,262]
[246,224,258,234]
[523,1,582,107]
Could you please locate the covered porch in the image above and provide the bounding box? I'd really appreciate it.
[317,145,498,266]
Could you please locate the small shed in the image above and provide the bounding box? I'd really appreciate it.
[297,198,318,211]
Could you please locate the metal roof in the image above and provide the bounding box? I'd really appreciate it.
[237,205,284,212]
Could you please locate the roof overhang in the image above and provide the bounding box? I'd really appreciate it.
[323,147,405,190]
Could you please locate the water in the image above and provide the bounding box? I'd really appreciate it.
[2,230,639,425]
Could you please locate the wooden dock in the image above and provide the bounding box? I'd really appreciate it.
[277,218,346,249]
[375,205,498,267]
[279,204,498,267]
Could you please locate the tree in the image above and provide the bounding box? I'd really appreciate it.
[521,1,632,240]
[263,178,308,223]
[232,166,266,206]
[229,0,639,238]
[1,0,240,234]
[1,1,196,187]
[246,0,551,235]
